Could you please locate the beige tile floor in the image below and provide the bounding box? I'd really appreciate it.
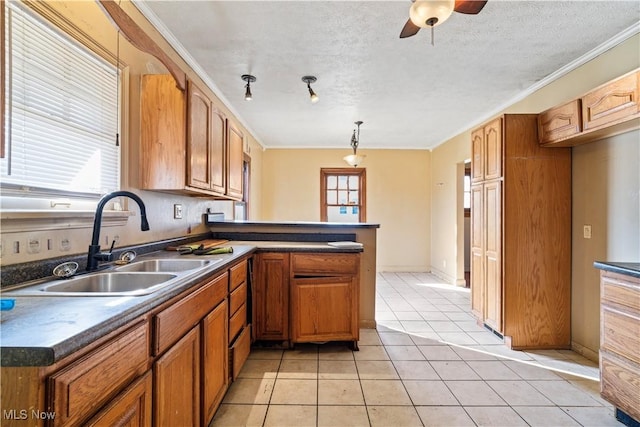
[210,272,620,427]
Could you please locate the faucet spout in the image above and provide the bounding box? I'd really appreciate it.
[87,191,150,271]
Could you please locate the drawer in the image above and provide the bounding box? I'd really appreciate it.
[537,99,581,145]
[583,70,639,131]
[600,352,640,420]
[291,253,360,276]
[230,259,247,292]
[229,303,247,343]
[230,281,247,316]
[154,272,228,355]
[601,272,640,312]
[230,324,251,381]
[601,307,640,365]
[48,322,150,427]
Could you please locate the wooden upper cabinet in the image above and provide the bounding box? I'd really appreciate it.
[483,118,502,181]
[471,117,502,182]
[140,75,243,199]
[186,79,227,195]
[538,69,639,147]
[226,119,244,200]
[538,99,582,145]
[470,128,484,183]
[140,75,186,190]
[583,70,639,131]
[187,80,213,190]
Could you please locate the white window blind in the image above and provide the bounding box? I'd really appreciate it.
[2,1,120,196]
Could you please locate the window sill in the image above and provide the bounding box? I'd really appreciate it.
[0,210,132,233]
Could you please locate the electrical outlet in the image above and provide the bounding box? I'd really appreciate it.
[60,237,71,252]
[583,224,592,239]
[174,204,183,219]
[27,237,41,254]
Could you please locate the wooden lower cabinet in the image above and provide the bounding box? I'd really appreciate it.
[598,269,640,422]
[48,322,150,427]
[154,327,200,427]
[253,251,361,347]
[86,371,152,427]
[290,275,359,343]
[253,252,290,341]
[202,301,229,425]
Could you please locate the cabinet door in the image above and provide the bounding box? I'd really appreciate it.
[226,119,244,200]
[470,128,484,183]
[537,100,582,145]
[140,75,186,190]
[470,184,484,320]
[187,80,213,190]
[290,276,358,343]
[484,118,503,181]
[583,70,639,131]
[253,253,290,340]
[210,108,226,194]
[154,327,200,427]
[484,180,502,333]
[202,300,229,426]
[86,372,152,427]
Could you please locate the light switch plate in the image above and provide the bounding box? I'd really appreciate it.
[583,225,592,239]
[174,204,183,219]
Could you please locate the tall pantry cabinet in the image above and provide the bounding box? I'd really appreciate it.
[470,114,572,349]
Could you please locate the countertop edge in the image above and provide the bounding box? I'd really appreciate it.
[594,261,640,279]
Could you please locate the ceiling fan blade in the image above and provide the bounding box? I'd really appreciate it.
[399,19,421,38]
[454,0,488,14]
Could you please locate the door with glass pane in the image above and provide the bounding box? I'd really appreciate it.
[320,168,366,223]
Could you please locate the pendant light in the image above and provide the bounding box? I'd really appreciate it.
[344,121,365,167]
[302,76,319,103]
[241,74,256,101]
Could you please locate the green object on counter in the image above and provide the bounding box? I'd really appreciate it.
[194,246,234,255]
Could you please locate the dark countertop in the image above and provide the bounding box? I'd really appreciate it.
[209,219,380,228]
[0,241,362,367]
[594,261,640,279]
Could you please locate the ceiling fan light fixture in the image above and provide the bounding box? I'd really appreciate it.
[302,75,319,103]
[241,74,256,101]
[409,0,455,28]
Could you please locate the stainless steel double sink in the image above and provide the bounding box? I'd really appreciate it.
[5,258,223,297]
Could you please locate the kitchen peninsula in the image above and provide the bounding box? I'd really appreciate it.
[206,219,380,330]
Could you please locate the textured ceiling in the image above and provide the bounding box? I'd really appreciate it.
[136,1,640,150]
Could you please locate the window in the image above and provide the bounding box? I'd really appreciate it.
[2,1,120,199]
[320,168,366,223]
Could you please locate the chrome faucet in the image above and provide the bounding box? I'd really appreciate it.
[86,191,150,271]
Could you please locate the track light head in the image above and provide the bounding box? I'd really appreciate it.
[301,76,319,103]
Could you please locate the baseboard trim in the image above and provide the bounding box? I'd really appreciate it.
[571,341,599,363]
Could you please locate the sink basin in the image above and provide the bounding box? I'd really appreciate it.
[40,272,178,295]
[115,258,214,273]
